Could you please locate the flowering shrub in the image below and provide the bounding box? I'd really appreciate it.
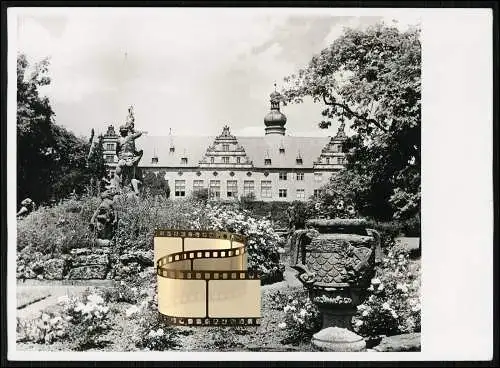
[102,280,140,304]
[307,197,359,220]
[279,290,321,345]
[201,327,247,350]
[16,290,113,349]
[133,294,183,351]
[17,196,98,255]
[353,245,421,337]
[60,291,112,350]
[16,313,70,344]
[186,202,285,284]
[17,194,284,284]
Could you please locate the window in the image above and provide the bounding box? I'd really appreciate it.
[210,157,215,164]
[106,143,115,151]
[169,146,175,153]
[222,157,229,164]
[181,157,188,164]
[105,155,114,163]
[336,144,342,153]
[314,173,323,182]
[279,147,285,154]
[296,172,304,181]
[227,180,238,198]
[243,180,254,196]
[296,158,303,165]
[236,157,241,164]
[175,180,186,197]
[279,172,287,180]
[261,180,272,198]
[223,144,230,151]
[264,158,271,165]
[209,180,221,199]
[279,189,287,198]
[151,157,158,164]
[296,189,305,199]
[193,180,204,192]
[326,157,330,164]
[337,157,344,164]
[314,189,323,197]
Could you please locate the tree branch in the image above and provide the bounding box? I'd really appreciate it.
[322,94,388,133]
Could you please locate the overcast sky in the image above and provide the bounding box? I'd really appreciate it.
[15,8,420,139]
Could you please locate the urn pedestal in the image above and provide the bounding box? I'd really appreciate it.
[289,219,382,351]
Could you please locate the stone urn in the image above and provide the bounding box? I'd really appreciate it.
[289,218,382,351]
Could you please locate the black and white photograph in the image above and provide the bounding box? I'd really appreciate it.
[4,5,494,362]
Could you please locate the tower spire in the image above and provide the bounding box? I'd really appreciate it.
[264,83,287,136]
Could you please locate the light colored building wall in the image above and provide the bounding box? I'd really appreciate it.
[142,166,337,202]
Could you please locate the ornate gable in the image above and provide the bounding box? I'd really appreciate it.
[199,126,253,168]
[313,122,348,169]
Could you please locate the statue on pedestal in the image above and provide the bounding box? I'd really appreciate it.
[113,105,145,195]
[87,105,146,246]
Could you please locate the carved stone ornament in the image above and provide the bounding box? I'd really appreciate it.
[289,218,382,332]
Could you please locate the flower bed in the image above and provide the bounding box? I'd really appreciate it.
[17,196,285,285]
[16,279,315,352]
[353,244,421,338]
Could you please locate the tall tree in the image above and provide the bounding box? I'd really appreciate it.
[17,54,103,204]
[17,54,56,203]
[282,23,421,220]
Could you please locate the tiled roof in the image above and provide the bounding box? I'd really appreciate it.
[136,135,335,169]
[238,136,330,169]
[137,135,215,168]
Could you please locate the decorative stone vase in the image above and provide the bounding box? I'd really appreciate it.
[290,218,382,331]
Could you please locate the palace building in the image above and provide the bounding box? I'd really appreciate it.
[101,90,347,202]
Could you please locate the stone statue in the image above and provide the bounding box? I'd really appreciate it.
[111,105,146,195]
[86,106,146,247]
[89,188,118,246]
[16,198,35,217]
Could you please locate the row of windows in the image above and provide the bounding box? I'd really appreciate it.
[321,157,345,164]
[153,156,343,166]
[173,172,322,181]
[278,172,323,181]
[174,179,322,199]
[109,152,343,166]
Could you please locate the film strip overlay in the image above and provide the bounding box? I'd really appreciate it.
[154,229,261,327]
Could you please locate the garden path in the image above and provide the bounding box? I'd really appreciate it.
[16,266,302,321]
[16,280,114,320]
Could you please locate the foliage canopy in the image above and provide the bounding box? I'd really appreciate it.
[282,23,421,221]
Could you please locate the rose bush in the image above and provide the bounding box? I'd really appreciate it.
[60,291,113,350]
[16,313,70,344]
[353,244,421,338]
[278,290,321,344]
[186,202,285,284]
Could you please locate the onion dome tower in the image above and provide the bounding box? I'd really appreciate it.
[264,84,287,136]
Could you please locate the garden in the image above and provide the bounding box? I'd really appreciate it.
[15,21,421,352]
[16,194,421,352]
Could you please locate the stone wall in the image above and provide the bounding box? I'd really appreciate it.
[17,247,154,281]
